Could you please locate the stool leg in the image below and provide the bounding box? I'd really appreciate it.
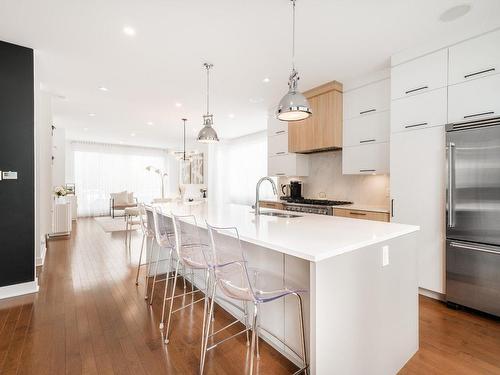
[200,269,211,369]
[160,247,173,330]
[243,301,250,346]
[135,233,145,286]
[200,278,217,375]
[149,243,161,305]
[295,293,309,375]
[256,304,261,359]
[125,215,128,248]
[249,303,259,375]
[144,237,153,299]
[164,258,180,344]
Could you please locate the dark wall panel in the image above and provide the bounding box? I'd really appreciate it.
[0,40,35,287]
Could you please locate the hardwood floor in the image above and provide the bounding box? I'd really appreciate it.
[0,217,499,374]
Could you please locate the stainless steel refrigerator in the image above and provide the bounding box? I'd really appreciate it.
[446,116,500,317]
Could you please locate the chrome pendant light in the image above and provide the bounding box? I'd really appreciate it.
[276,0,311,122]
[197,63,219,143]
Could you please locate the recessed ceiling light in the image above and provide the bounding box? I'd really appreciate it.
[439,4,471,22]
[130,132,136,137]
[249,97,264,104]
[83,127,89,131]
[147,121,154,126]
[123,26,136,36]
[175,102,182,107]
[228,113,235,119]
[98,86,108,92]
[88,113,96,117]
[263,77,270,83]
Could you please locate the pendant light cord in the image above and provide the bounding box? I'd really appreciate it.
[205,63,211,115]
[292,0,296,71]
[182,118,186,160]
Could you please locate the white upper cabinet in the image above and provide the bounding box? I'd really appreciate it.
[343,111,389,147]
[448,29,500,85]
[342,143,389,175]
[448,73,500,123]
[268,154,309,177]
[391,49,448,100]
[268,133,288,157]
[344,79,390,120]
[267,113,288,137]
[391,87,447,133]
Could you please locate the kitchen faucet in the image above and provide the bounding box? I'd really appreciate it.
[255,177,278,215]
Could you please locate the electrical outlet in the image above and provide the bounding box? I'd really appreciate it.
[382,245,389,267]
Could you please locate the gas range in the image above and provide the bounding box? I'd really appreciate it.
[281,198,353,215]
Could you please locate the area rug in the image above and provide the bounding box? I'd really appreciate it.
[94,216,139,233]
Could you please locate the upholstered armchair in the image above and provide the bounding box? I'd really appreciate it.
[109,191,138,218]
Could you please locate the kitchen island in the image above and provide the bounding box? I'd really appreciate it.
[156,201,419,375]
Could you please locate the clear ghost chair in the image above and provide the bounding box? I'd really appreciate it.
[203,223,309,375]
[144,205,183,307]
[135,203,155,289]
[167,214,250,366]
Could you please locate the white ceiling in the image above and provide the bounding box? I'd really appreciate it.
[1,0,500,148]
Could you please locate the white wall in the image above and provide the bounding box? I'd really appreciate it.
[280,151,390,207]
[34,87,53,266]
[52,127,66,188]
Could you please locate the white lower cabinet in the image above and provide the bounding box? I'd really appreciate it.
[390,126,445,293]
[342,142,389,175]
[391,87,447,133]
[448,73,500,123]
[268,154,309,177]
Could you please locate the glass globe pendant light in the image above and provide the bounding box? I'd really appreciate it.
[276,0,312,122]
[197,63,220,143]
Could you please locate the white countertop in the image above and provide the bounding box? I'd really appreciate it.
[156,201,418,263]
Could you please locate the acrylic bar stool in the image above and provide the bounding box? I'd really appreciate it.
[135,203,155,288]
[124,206,141,252]
[164,214,249,363]
[203,224,309,375]
[144,205,179,304]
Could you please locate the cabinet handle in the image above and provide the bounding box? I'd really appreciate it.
[464,111,494,119]
[359,169,376,173]
[276,173,285,176]
[349,212,367,216]
[276,151,286,155]
[450,242,500,255]
[405,86,428,95]
[404,122,428,129]
[391,199,394,218]
[464,67,495,79]
[275,130,286,134]
[359,109,376,115]
[360,139,376,143]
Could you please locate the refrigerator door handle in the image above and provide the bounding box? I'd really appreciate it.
[450,241,500,255]
[447,142,456,228]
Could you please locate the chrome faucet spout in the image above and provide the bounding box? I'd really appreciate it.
[255,177,278,215]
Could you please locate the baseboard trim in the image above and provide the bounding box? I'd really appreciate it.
[0,280,39,300]
[36,238,47,266]
[419,287,445,301]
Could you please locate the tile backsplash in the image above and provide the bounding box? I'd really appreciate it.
[279,150,389,207]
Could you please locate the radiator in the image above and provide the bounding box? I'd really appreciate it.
[51,199,72,236]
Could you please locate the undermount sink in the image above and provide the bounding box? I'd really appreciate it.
[257,211,302,218]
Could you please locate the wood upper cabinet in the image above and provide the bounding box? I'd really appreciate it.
[288,81,343,153]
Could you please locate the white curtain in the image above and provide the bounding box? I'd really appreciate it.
[208,131,276,206]
[71,142,168,217]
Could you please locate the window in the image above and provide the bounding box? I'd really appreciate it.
[71,142,167,217]
[208,131,276,206]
